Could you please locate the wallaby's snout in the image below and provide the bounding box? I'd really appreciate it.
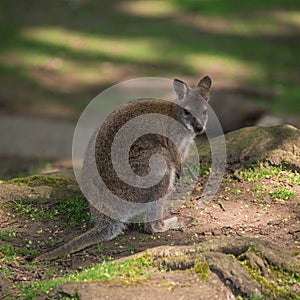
[194,122,205,134]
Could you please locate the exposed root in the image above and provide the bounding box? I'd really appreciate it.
[117,237,300,298]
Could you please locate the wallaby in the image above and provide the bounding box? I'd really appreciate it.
[31,76,212,261]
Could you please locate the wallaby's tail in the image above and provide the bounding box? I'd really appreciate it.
[30,220,126,262]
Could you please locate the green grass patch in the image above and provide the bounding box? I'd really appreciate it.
[20,254,154,299]
[240,164,300,185]
[10,196,90,226]
[252,184,267,200]
[168,0,300,15]
[199,165,211,176]
[1,161,53,181]
[0,243,17,257]
[231,188,244,195]
[269,188,295,201]
[0,243,39,262]
[181,163,210,184]
[0,228,17,241]
[0,266,15,280]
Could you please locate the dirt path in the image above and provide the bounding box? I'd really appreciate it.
[0,113,75,159]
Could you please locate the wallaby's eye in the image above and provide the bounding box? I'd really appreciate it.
[184,108,192,116]
[203,109,207,115]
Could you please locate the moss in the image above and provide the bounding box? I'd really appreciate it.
[197,126,300,172]
[193,259,209,280]
[20,253,155,298]
[8,174,76,188]
[239,259,299,299]
[155,254,196,272]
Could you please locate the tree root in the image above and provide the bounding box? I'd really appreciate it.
[118,237,300,298]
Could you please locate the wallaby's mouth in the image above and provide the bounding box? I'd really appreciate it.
[194,123,205,135]
[184,122,205,135]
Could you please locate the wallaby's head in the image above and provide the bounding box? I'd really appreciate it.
[173,76,212,135]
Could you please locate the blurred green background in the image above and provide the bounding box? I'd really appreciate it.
[1,0,300,120]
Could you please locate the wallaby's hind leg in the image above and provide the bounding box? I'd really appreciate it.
[144,216,193,233]
[30,220,125,262]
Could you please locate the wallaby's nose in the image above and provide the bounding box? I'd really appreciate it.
[194,123,204,134]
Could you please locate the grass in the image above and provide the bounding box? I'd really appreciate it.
[0,0,299,118]
[0,161,53,181]
[19,254,154,299]
[239,163,300,185]
[238,164,299,204]
[252,184,267,202]
[0,228,17,241]
[0,243,39,262]
[96,243,107,253]
[269,187,295,201]
[10,196,90,226]
[0,266,15,281]
[231,188,244,195]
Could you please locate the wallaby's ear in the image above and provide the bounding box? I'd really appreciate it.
[173,79,188,101]
[197,76,212,91]
[197,76,212,101]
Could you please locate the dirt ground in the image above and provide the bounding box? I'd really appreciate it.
[0,168,299,298]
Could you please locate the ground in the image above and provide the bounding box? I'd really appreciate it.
[0,162,299,299]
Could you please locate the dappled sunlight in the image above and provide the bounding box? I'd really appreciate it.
[272,10,300,28]
[0,0,299,118]
[117,0,178,17]
[29,60,131,93]
[16,25,268,92]
[3,25,262,93]
[0,48,134,93]
[0,51,54,71]
[173,13,280,37]
[23,26,168,63]
[185,54,264,85]
[3,26,175,92]
[119,1,300,37]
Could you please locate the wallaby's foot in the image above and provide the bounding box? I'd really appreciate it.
[171,216,194,229]
[144,216,194,233]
